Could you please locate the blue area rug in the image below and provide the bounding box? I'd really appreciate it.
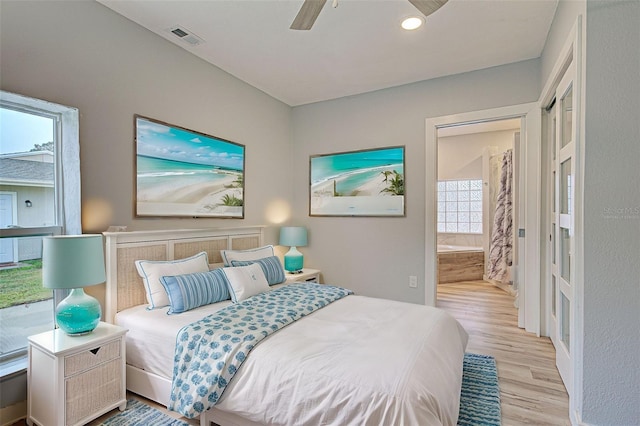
[100,399,191,426]
[458,353,501,426]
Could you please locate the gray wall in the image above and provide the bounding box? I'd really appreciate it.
[292,60,540,303]
[539,0,586,87]
[0,0,293,244]
[581,1,640,423]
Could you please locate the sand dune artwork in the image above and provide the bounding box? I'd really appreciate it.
[135,115,245,218]
[310,146,405,217]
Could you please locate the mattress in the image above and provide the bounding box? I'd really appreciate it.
[116,288,469,425]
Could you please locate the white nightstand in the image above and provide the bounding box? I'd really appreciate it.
[285,268,321,284]
[27,322,128,426]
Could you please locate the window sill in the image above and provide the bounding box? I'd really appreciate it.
[0,355,27,379]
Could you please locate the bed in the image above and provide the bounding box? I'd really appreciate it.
[103,227,469,426]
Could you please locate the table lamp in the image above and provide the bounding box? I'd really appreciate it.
[43,234,105,336]
[279,227,308,274]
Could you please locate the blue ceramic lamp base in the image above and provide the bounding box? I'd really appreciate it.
[284,246,304,273]
[55,288,102,336]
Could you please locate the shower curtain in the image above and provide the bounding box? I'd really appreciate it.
[487,149,513,283]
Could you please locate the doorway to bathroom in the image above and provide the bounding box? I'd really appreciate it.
[425,103,542,334]
[436,119,520,296]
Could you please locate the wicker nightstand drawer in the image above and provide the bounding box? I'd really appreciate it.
[65,358,123,425]
[64,339,120,377]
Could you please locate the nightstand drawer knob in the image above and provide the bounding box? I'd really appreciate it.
[90,347,101,355]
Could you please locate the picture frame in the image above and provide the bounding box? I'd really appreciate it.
[309,146,405,217]
[134,115,245,218]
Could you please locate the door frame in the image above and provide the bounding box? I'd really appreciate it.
[425,102,542,335]
[538,16,584,419]
[542,100,557,345]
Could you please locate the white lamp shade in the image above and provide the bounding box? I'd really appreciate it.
[279,227,307,247]
[43,234,106,289]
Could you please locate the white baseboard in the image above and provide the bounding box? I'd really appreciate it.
[483,276,517,295]
[0,400,26,426]
[572,409,597,426]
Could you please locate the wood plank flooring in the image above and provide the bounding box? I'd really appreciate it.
[438,280,571,425]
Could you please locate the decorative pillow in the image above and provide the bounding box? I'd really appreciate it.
[160,269,231,314]
[220,245,274,266]
[222,263,270,303]
[231,256,285,285]
[134,252,209,309]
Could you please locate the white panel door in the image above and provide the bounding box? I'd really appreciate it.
[553,63,576,394]
[0,192,17,263]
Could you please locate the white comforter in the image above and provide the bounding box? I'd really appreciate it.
[117,291,468,426]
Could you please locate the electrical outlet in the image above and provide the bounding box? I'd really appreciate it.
[409,275,417,288]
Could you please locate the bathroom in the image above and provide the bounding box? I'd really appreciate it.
[436,119,519,293]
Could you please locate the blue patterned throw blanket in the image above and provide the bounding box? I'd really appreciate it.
[168,283,353,418]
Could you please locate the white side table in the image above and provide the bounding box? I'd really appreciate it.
[284,268,321,284]
[27,322,128,426]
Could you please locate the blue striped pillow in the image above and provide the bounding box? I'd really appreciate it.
[231,256,286,285]
[160,269,231,314]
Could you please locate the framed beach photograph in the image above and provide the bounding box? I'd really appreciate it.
[309,146,405,217]
[135,115,245,218]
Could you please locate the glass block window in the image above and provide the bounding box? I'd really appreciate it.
[437,179,483,234]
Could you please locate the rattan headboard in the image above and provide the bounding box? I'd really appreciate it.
[103,226,265,323]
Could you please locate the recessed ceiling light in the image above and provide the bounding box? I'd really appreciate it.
[401,16,424,31]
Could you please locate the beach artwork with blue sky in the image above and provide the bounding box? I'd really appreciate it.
[135,116,244,217]
[310,146,405,216]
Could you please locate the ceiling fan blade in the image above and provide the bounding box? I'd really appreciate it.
[290,0,328,30]
[408,0,448,17]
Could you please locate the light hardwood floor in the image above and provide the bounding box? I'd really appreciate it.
[438,280,571,425]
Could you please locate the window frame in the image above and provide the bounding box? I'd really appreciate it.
[0,91,80,366]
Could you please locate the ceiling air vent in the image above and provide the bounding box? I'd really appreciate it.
[167,26,204,46]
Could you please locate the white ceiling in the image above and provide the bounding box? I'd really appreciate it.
[97,0,558,107]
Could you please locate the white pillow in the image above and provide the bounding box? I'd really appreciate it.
[222,263,270,303]
[135,252,209,309]
[220,245,274,266]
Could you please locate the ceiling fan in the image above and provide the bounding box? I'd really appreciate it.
[290,0,448,30]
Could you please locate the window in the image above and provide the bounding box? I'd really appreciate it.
[437,179,483,234]
[0,91,80,366]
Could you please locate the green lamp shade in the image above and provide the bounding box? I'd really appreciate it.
[43,235,105,335]
[280,227,307,273]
